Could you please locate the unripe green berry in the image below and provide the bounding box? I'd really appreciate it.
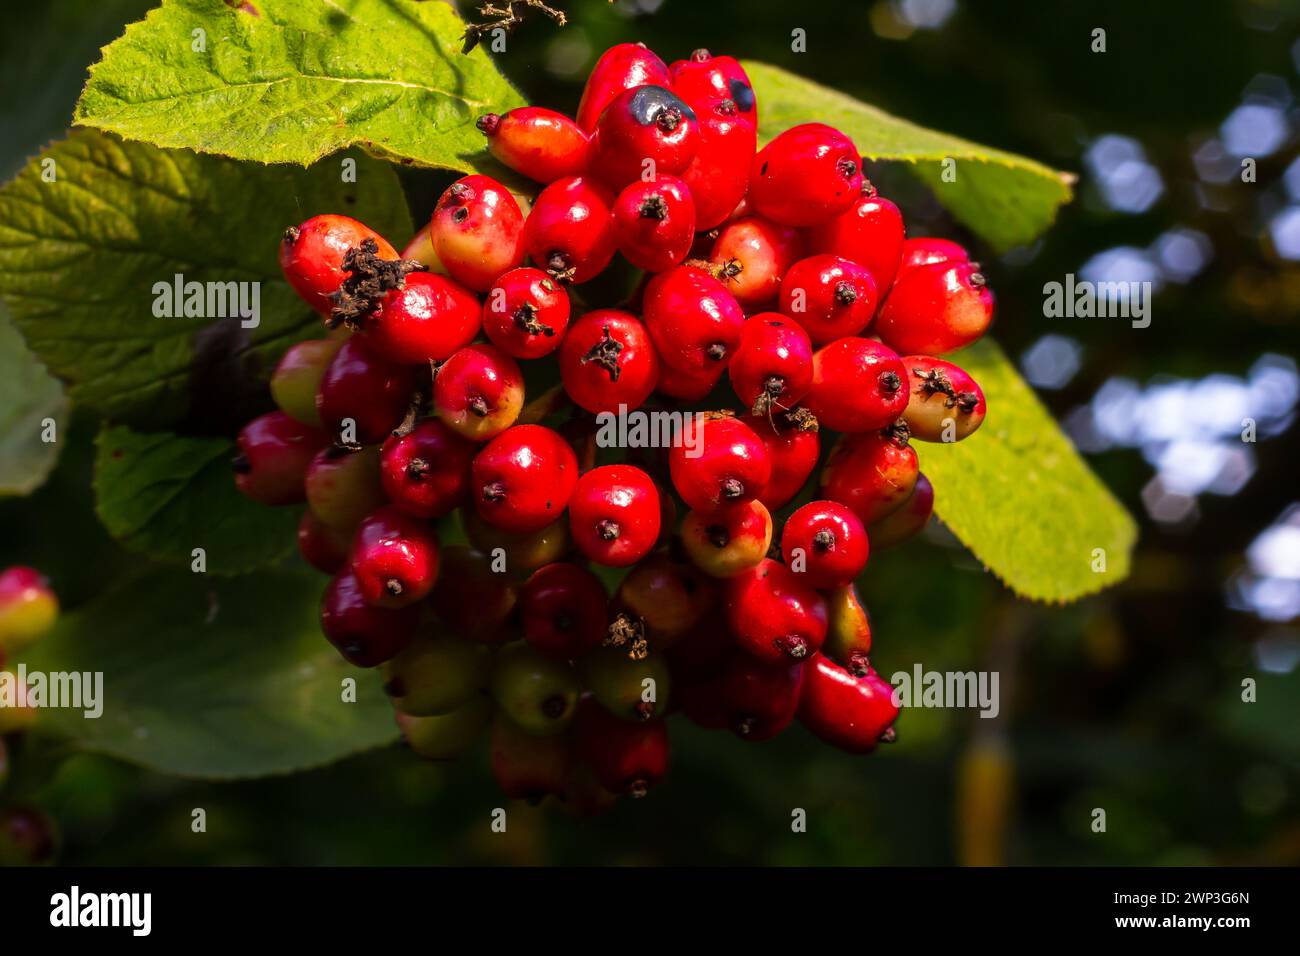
[580,645,672,721]
[383,635,491,717]
[271,337,344,427]
[395,694,492,760]
[489,642,579,736]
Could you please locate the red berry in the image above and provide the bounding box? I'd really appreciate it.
[320,570,418,667]
[482,267,570,359]
[379,419,474,518]
[876,261,994,355]
[805,185,905,292]
[429,175,524,292]
[350,506,440,608]
[678,95,757,230]
[559,309,660,415]
[716,652,806,741]
[433,343,524,442]
[362,271,481,365]
[728,313,813,416]
[280,215,398,314]
[680,498,773,578]
[297,511,351,574]
[868,472,934,549]
[749,123,862,226]
[576,42,672,133]
[820,428,919,525]
[897,236,968,275]
[0,567,58,657]
[519,562,609,659]
[490,713,570,801]
[669,49,757,127]
[316,336,419,445]
[803,337,908,433]
[823,583,873,675]
[611,175,696,272]
[742,410,821,511]
[657,362,724,401]
[612,554,716,648]
[724,558,827,663]
[569,465,661,568]
[476,107,591,183]
[642,264,745,373]
[669,413,770,511]
[710,215,804,308]
[781,500,870,589]
[305,445,386,533]
[797,655,899,754]
[573,696,670,797]
[589,85,700,192]
[901,355,987,442]
[522,175,616,284]
[271,337,343,427]
[472,424,579,534]
[779,254,879,344]
[233,411,328,506]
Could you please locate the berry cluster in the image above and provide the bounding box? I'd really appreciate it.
[236,43,993,811]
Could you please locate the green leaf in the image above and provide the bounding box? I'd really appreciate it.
[0,129,411,429]
[0,306,66,496]
[743,61,1073,251]
[915,340,1136,602]
[94,423,300,574]
[22,568,397,779]
[74,0,525,169]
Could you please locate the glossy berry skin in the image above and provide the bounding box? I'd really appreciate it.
[280,214,398,314]
[749,123,863,227]
[869,472,934,549]
[743,411,821,511]
[782,500,870,589]
[0,567,58,656]
[316,336,419,445]
[657,362,724,401]
[574,696,669,797]
[519,563,608,660]
[559,309,660,415]
[576,42,672,132]
[491,714,570,800]
[820,429,920,525]
[823,582,873,675]
[400,222,443,273]
[482,267,570,359]
[680,498,773,578]
[297,511,351,574]
[710,216,804,308]
[642,265,746,373]
[679,95,757,230]
[361,271,481,366]
[489,642,580,736]
[305,445,386,532]
[476,107,591,183]
[611,176,696,272]
[433,343,524,442]
[612,554,715,647]
[349,506,440,608]
[522,176,616,284]
[569,465,661,568]
[430,546,517,641]
[898,236,968,275]
[320,570,419,667]
[380,419,474,519]
[779,254,879,345]
[383,635,490,717]
[233,411,327,506]
[724,558,827,663]
[876,261,994,355]
[669,414,771,511]
[429,175,524,292]
[806,186,905,293]
[669,50,757,127]
[798,655,900,754]
[589,85,700,191]
[901,355,987,442]
[716,652,806,741]
[728,314,813,416]
[472,424,579,534]
[271,337,343,427]
[803,337,909,433]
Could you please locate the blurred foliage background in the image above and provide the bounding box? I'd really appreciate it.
[2,0,1298,865]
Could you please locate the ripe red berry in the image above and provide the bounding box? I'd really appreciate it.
[781,500,870,589]
[482,267,570,359]
[297,511,351,574]
[576,42,672,133]
[559,309,660,415]
[669,413,771,511]
[897,236,968,275]
[749,123,863,226]
[805,184,905,292]
[232,411,327,506]
[657,363,724,401]
[823,583,873,675]
[361,271,481,365]
[489,641,580,735]
[611,175,696,272]
[902,355,987,442]
[669,49,757,127]
[573,696,670,797]
[490,713,570,800]
[724,558,828,663]
[472,424,579,534]
[271,337,343,427]
[803,337,908,433]
[433,343,524,442]
[380,419,474,518]
[612,554,715,648]
[569,465,661,568]
[316,336,419,446]
[868,471,934,549]
[476,107,591,183]
[589,85,699,192]
[678,95,757,230]
[710,215,804,308]
[797,655,900,754]
[779,254,879,345]
[305,445,386,533]
[728,314,813,416]
[522,175,616,284]
[680,498,773,578]
[429,175,525,292]
[519,562,609,659]
[742,409,821,511]
[320,570,419,667]
[820,428,919,525]
[349,506,440,608]
[642,265,745,373]
[715,652,806,741]
[876,261,994,355]
[280,215,398,314]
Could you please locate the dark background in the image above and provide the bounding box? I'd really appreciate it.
[1,0,1297,865]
